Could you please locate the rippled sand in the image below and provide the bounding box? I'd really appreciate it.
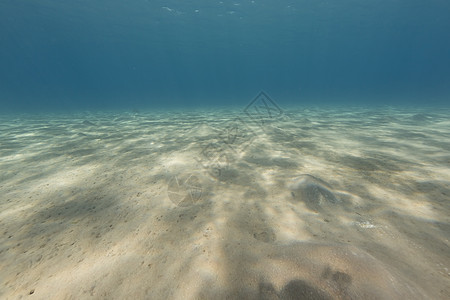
[0,106,449,299]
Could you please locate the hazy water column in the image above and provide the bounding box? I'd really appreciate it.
[0,0,449,111]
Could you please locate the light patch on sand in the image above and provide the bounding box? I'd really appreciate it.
[270,208,311,242]
[367,184,439,221]
[353,220,377,229]
[0,203,34,220]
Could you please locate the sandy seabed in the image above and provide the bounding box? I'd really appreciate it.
[0,106,449,299]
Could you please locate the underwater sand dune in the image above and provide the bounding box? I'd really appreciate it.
[0,107,449,299]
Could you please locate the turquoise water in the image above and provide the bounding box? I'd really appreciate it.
[1,0,450,111]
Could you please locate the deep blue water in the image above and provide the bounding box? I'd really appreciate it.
[1,0,449,112]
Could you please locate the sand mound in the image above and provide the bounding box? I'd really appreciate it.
[259,243,424,299]
[288,175,338,211]
[203,242,425,299]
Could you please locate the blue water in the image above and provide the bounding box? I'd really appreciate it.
[1,0,449,112]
